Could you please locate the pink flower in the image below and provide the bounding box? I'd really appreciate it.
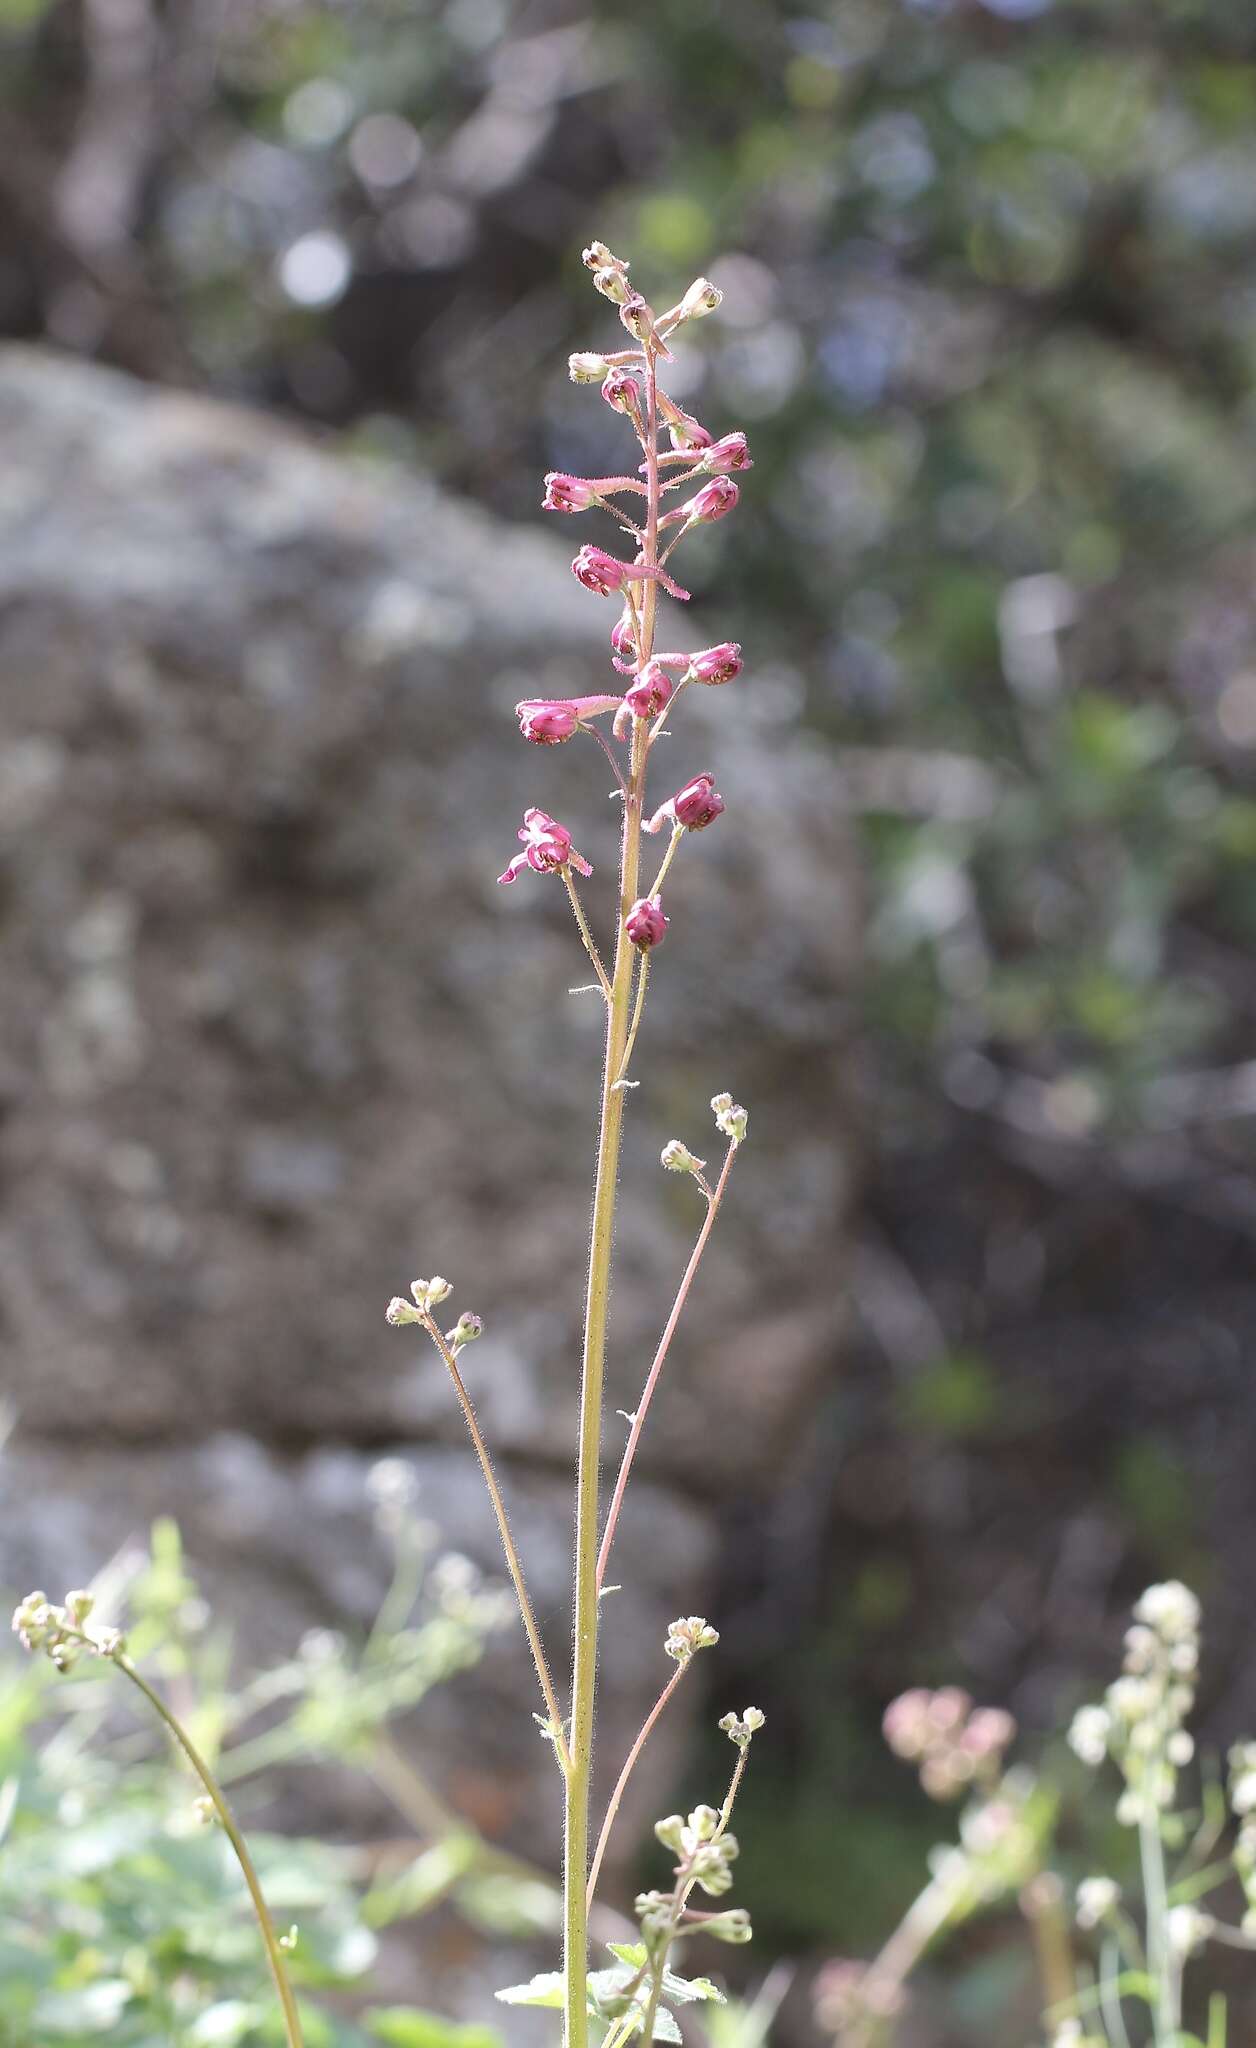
[497,808,592,885]
[610,611,638,673]
[623,662,674,719]
[543,473,599,513]
[625,895,668,948]
[701,431,753,473]
[619,292,674,359]
[688,642,742,684]
[602,368,643,422]
[683,476,739,525]
[572,545,690,602]
[573,546,629,596]
[646,772,724,834]
[673,773,725,830]
[659,395,713,450]
[515,694,620,744]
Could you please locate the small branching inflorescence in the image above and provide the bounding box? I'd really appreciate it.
[383,240,761,2043]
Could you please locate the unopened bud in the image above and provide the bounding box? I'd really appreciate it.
[711,1094,748,1143]
[654,1815,686,1855]
[699,1907,752,1944]
[278,1925,300,1953]
[593,265,631,305]
[64,1590,95,1625]
[386,1296,423,1327]
[680,277,723,320]
[665,1614,719,1662]
[661,1139,705,1176]
[446,1312,483,1349]
[410,1276,452,1313]
[626,895,668,949]
[582,240,623,274]
[568,352,610,383]
[193,1795,218,1826]
[718,1706,765,1748]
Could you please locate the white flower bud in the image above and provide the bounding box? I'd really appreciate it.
[660,1138,705,1175]
[568,352,610,383]
[1075,1876,1120,1929]
[385,1296,422,1327]
[680,277,723,320]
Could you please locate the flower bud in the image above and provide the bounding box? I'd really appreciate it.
[625,895,668,948]
[601,367,643,422]
[719,1706,765,1748]
[700,431,752,473]
[660,400,713,452]
[665,1614,719,1662]
[446,1312,483,1349]
[517,702,578,744]
[610,611,638,667]
[572,544,627,596]
[619,292,655,341]
[410,1275,453,1313]
[700,1908,752,1944]
[682,475,739,526]
[680,277,723,320]
[582,240,624,274]
[64,1590,95,1625]
[623,662,673,720]
[543,472,599,514]
[673,773,724,831]
[1075,1876,1120,1929]
[687,641,742,685]
[661,1139,705,1176]
[386,1296,423,1326]
[593,265,631,305]
[568,352,610,383]
[653,1816,686,1856]
[710,1093,748,1142]
[686,1804,721,1843]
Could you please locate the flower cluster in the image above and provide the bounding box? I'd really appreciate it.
[1067,1580,1200,1824]
[882,1685,1016,1802]
[493,237,749,965]
[13,1588,124,1668]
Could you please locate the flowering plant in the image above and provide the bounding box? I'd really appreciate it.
[13,241,763,2048]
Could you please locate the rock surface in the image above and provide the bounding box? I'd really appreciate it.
[0,346,860,1928]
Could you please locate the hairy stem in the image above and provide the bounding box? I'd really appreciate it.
[564,343,661,2048]
[597,1140,737,1593]
[639,1747,749,2045]
[117,1653,305,2048]
[421,1315,569,1770]
[586,1659,688,1911]
[564,866,612,998]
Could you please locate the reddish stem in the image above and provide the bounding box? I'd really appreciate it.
[586,1658,688,1911]
[596,1140,738,1592]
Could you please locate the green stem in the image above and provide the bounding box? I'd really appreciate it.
[564,865,612,998]
[117,1655,305,2048]
[564,341,661,2048]
[1141,1807,1178,2047]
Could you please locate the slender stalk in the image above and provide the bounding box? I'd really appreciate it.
[612,955,650,1088]
[586,1660,687,1911]
[420,1314,569,1771]
[564,341,661,2048]
[597,1141,737,1593]
[117,1654,305,2048]
[564,867,612,998]
[1140,1809,1177,2047]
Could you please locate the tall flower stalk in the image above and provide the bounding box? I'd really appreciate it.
[488,243,761,2043]
[16,241,764,2048]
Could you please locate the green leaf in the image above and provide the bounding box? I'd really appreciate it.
[494,1972,565,2008]
[661,1969,725,2006]
[366,2009,504,2048]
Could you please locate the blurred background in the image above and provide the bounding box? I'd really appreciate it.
[3,0,1256,2040]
